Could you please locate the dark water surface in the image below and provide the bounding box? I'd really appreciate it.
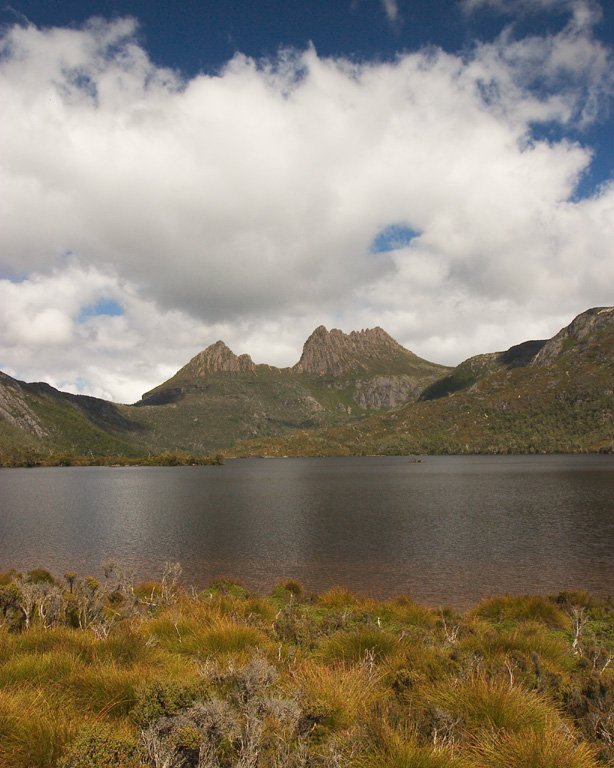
[0,455,612,607]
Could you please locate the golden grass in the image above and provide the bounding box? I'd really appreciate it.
[292,660,389,734]
[381,595,439,629]
[318,627,398,664]
[0,649,80,691]
[426,675,559,736]
[0,688,78,768]
[0,580,611,768]
[470,727,600,768]
[472,595,571,630]
[317,586,359,608]
[458,620,574,683]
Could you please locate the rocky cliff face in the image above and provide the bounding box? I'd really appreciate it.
[531,307,614,366]
[353,375,429,409]
[293,325,420,376]
[0,372,48,439]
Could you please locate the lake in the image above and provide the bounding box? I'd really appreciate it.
[0,455,612,608]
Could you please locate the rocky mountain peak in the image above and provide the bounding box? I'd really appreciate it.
[183,340,256,376]
[293,325,417,376]
[531,307,614,366]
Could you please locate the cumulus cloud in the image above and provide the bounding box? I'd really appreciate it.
[0,10,613,401]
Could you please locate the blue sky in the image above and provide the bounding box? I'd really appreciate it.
[0,0,612,401]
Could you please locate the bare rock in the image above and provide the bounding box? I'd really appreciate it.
[532,307,614,366]
[182,341,257,376]
[293,325,419,377]
[354,375,426,409]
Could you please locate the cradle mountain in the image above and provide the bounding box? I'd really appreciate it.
[0,307,612,461]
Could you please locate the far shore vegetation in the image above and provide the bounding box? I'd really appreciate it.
[0,450,224,468]
[0,563,612,767]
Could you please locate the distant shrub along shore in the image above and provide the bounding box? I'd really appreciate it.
[0,563,612,768]
[0,450,224,468]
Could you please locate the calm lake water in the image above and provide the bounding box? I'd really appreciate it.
[0,455,612,608]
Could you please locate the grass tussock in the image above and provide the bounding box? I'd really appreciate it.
[472,594,571,630]
[0,689,78,768]
[426,675,557,735]
[318,627,398,664]
[470,727,600,768]
[0,566,612,767]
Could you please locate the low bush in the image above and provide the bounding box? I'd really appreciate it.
[59,723,140,768]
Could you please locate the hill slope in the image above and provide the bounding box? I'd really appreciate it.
[0,372,145,458]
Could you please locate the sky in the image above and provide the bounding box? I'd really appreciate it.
[1,0,613,403]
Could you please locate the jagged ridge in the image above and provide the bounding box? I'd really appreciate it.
[293,325,422,376]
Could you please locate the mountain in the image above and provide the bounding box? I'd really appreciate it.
[234,307,614,456]
[0,325,449,458]
[1,309,611,459]
[131,326,449,453]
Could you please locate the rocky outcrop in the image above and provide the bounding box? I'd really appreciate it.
[181,341,257,377]
[531,307,614,366]
[353,375,429,409]
[293,325,419,377]
[0,372,48,439]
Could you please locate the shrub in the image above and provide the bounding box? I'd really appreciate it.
[59,723,139,768]
[131,679,208,727]
[27,568,56,585]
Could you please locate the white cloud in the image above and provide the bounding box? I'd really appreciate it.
[0,12,612,402]
[381,0,400,23]
[462,0,603,29]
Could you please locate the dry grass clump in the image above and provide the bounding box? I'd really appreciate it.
[426,675,558,736]
[318,586,358,608]
[457,620,575,687]
[292,660,388,735]
[381,595,439,629]
[355,727,468,768]
[0,568,611,768]
[470,727,600,768]
[472,594,571,630]
[0,688,78,768]
[318,627,398,664]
